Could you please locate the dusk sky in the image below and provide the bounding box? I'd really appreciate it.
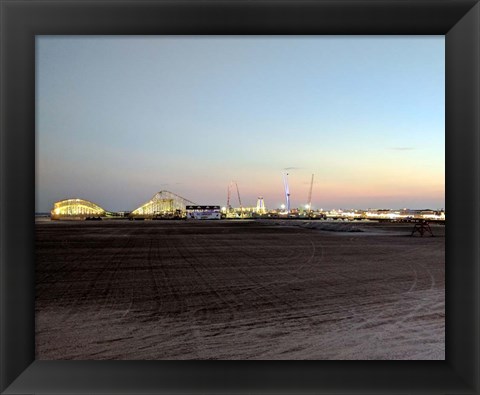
[36,36,445,212]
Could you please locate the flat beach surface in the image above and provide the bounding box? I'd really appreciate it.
[35,219,445,360]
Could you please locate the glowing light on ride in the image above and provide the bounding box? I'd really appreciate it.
[130,190,196,217]
[256,197,266,214]
[50,198,106,219]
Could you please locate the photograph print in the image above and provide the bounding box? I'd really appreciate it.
[35,36,445,360]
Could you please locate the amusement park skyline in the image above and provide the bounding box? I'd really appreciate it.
[36,36,445,212]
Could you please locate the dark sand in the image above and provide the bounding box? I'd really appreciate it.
[35,219,445,360]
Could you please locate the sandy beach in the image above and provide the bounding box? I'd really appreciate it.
[35,219,445,360]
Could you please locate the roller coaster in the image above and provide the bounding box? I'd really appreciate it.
[51,198,107,220]
[130,191,196,219]
[50,191,196,220]
[50,191,445,224]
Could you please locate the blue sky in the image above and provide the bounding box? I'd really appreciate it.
[36,36,444,212]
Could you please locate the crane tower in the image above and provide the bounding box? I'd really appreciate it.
[226,181,244,217]
[283,172,290,214]
[307,174,314,216]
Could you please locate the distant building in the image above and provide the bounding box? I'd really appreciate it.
[255,197,266,214]
[186,205,221,220]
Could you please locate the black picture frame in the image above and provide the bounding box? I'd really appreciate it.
[1,1,478,394]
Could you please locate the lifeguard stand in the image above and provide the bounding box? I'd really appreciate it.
[411,219,434,237]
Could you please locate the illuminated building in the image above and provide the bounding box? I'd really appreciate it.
[186,205,221,220]
[51,198,106,220]
[255,197,266,214]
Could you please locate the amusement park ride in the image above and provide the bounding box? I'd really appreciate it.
[282,171,315,217]
[226,181,244,218]
[282,171,291,215]
[307,174,314,218]
[49,174,444,228]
